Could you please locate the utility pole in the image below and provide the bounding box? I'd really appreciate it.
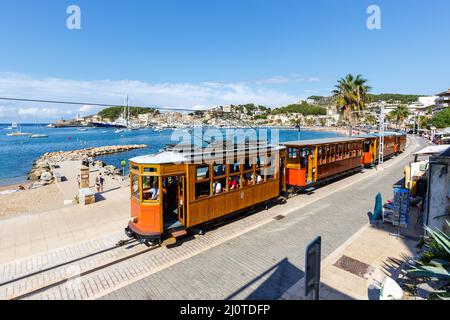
[378,106,385,166]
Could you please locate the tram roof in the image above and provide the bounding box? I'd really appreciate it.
[281,136,365,147]
[355,131,406,139]
[130,144,285,165]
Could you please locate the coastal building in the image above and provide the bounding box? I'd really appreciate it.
[138,113,155,126]
[425,146,450,233]
[223,105,232,113]
[435,89,450,112]
[418,96,437,108]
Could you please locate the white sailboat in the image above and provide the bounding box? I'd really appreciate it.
[113,96,141,131]
[6,122,32,137]
[30,122,49,138]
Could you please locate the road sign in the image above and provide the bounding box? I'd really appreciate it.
[305,236,321,300]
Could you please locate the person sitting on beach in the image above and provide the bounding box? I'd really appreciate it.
[76,174,81,189]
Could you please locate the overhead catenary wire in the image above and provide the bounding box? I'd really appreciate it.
[0,95,267,145]
[0,96,201,113]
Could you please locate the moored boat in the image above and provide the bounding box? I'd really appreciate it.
[7,131,32,137]
[30,134,49,139]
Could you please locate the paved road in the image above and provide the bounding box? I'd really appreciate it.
[102,136,426,300]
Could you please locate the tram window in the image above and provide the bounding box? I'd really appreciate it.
[363,141,371,152]
[195,181,211,199]
[142,176,160,201]
[131,174,140,200]
[244,158,253,171]
[256,156,265,168]
[288,148,298,159]
[229,161,241,174]
[265,163,277,181]
[196,165,210,181]
[213,164,226,177]
[143,167,157,173]
[131,165,140,172]
[265,156,274,168]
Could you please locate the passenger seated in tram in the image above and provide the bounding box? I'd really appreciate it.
[213,181,223,194]
[251,173,263,184]
[228,177,238,191]
[243,173,252,186]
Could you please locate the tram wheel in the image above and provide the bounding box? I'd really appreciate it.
[124,227,134,239]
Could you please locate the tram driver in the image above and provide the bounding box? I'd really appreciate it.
[149,182,159,200]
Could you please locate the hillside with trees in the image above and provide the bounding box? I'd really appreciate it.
[368,94,422,104]
[98,106,159,120]
[272,102,327,116]
[307,93,422,105]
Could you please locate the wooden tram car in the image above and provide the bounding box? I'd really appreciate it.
[125,143,286,243]
[358,132,407,166]
[125,134,407,243]
[282,137,365,189]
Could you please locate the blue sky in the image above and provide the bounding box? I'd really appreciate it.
[0,0,449,121]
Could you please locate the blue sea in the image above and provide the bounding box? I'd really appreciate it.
[0,124,343,186]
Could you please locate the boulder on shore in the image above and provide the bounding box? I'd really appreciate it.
[28,144,147,182]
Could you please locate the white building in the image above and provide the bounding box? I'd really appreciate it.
[435,89,450,112]
[223,105,232,113]
[418,96,437,107]
[138,113,155,126]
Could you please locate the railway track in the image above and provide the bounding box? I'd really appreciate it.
[0,238,161,300]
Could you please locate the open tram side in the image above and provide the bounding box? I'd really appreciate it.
[125,143,286,244]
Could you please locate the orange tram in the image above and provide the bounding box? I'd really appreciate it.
[125,133,407,244]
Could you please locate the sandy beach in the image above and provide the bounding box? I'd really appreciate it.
[0,183,65,218]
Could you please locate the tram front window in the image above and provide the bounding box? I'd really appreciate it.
[142,176,160,201]
[131,174,140,200]
[363,141,371,153]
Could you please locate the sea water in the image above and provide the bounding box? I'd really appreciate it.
[0,124,343,186]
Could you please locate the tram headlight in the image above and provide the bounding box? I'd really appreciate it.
[130,216,138,224]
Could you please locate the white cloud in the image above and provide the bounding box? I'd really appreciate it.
[0,72,300,121]
[78,105,102,114]
[257,75,322,84]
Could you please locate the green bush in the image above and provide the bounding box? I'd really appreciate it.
[432,108,450,128]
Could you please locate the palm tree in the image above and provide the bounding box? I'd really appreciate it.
[332,74,371,135]
[389,105,410,129]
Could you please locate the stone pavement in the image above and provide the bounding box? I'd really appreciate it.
[281,213,422,300]
[98,136,426,300]
[0,161,130,264]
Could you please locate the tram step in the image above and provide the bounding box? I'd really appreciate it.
[171,230,188,238]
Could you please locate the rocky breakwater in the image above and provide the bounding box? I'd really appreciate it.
[27,145,147,187]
